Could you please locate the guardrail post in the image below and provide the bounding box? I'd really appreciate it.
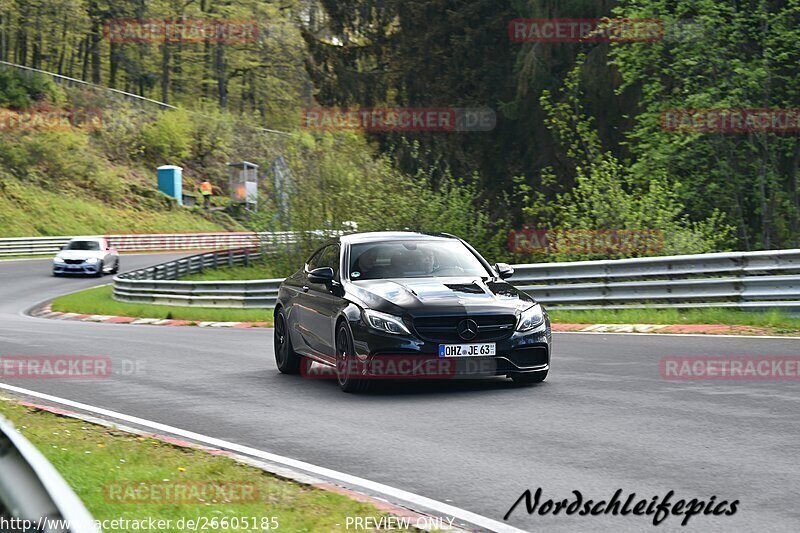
[228,250,233,267]
[244,250,250,267]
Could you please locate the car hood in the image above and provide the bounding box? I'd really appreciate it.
[347,277,536,316]
[56,250,105,261]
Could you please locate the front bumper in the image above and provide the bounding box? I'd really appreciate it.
[53,262,102,275]
[349,316,551,379]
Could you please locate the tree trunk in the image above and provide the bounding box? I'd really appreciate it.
[0,13,7,62]
[88,1,102,83]
[215,43,227,108]
[109,41,119,88]
[161,40,171,103]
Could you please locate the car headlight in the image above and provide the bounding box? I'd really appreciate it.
[85,257,98,264]
[53,257,65,264]
[517,303,545,332]
[363,309,411,335]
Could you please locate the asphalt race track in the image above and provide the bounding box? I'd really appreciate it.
[1,255,799,532]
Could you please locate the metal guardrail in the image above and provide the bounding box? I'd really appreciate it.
[113,248,283,308]
[0,416,99,533]
[112,248,800,311]
[0,231,303,257]
[512,249,800,310]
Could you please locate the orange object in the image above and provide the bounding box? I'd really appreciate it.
[200,181,213,195]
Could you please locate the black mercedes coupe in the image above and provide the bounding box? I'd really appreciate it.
[273,232,551,392]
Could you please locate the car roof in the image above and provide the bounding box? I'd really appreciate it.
[340,231,460,245]
[69,236,104,242]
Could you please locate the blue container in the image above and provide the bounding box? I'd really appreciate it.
[157,165,183,206]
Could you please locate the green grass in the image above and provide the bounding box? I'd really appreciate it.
[52,285,273,324]
[549,307,800,329]
[0,254,54,261]
[0,400,405,532]
[182,262,283,281]
[0,181,228,237]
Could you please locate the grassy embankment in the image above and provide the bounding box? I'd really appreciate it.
[0,400,408,532]
[51,285,273,324]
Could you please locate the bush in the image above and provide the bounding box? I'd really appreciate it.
[139,108,193,163]
[0,68,64,108]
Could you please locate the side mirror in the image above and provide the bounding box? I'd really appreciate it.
[495,263,514,279]
[308,267,335,284]
[60,245,67,250]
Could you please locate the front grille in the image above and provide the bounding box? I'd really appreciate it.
[507,346,549,369]
[413,315,516,342]
[64,259,85,265]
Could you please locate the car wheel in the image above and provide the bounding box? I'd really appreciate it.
[274,309,301,374]
[511,369,548,384]
[111,259,119,274]
[94,260,104,277]
[335,323,368,393]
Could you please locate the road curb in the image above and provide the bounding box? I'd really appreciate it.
[550,322,799,336]
[30,303,271,329]
[31,302,798,337]
[5,397,469,533]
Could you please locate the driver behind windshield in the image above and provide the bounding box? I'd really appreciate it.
[350,240,487,280]
[354,246,390,280]
[417,247,435,274]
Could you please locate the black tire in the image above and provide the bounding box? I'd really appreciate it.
[274,309,301,374]
[94,260,104,277]
[111,259,120,274]
[511,369,548,384]
[335,323,368,393]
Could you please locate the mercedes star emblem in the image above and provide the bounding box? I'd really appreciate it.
[457,319,479,341]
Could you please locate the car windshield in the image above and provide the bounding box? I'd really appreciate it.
[66,241,101,251]
[349,240,489,280]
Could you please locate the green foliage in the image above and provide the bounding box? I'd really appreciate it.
[609,0,800,249]
[251,133,508,267]
[0,171,226,237]
[139,108,194,163]
[0,112,234,236]
[517,58,733,260]
[0,68,63,108]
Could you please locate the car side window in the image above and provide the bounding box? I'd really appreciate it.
[305,246,327,272]
[317,245,341,280]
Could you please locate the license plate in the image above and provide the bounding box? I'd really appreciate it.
[439,343,496,357]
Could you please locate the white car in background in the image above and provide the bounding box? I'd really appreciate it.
[53,237,119,277]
